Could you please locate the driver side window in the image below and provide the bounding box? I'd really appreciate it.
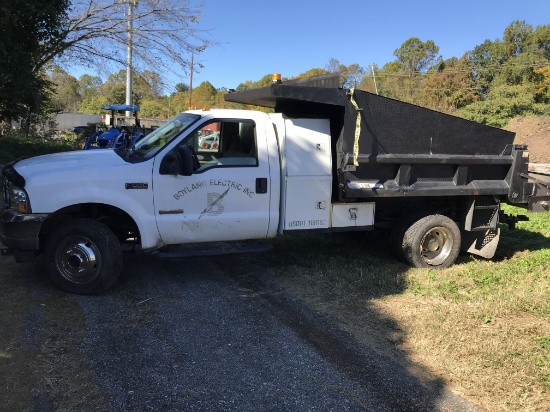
[183,119,258,172]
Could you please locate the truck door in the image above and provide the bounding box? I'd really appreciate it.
[152,118,272,245]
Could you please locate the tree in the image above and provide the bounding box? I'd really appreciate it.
[325,58,344,74]
[79,94,107,114]
[422,56,477,112]
[79,74,102,97]
[140,98,170,118]
[170,91,190,114]
[357,64,379,94]
[503,20,534,57]
[393,37,440,77]
[0,0,68,123]
[50,66,81,112]
[44,1,209,77]
[99,69,164,107]
[467,39,506,97]
[325,58,365,87]
[291,68,329,79]
[78,74,105,113]
[175,83,190,93]
[344,63,365,88]
[104,82,127,107]
[534,65,550,102]
[190,81,217,108]
[534,24,550,60]
[235,74,273,92]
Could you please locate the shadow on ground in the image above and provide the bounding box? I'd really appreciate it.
[0,231,491,411]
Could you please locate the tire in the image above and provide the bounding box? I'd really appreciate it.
[43,218,123,294]
[400,214,461,269]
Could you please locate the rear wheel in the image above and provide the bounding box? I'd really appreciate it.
[43,218,122,294]
[395,214,461,269]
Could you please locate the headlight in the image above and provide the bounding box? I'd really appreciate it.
[7,183,31,213]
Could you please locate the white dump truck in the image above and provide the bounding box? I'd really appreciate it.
[1,74,549,293]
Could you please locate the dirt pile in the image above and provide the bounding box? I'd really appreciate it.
[506,116,550,164]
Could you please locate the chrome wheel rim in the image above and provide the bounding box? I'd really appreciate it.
[420,226,453,266]
[54,235,101,284]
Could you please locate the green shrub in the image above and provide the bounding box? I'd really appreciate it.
[0,129,81,165]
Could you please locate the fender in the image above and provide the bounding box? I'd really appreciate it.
[17,153,162,250]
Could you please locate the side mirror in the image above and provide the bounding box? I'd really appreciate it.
[159,145,194,176]
[159,151,180,175]
[177,145,194,176]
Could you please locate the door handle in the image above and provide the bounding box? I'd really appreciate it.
[256,178,268,194]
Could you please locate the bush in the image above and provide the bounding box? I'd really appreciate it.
[0,129,81,165]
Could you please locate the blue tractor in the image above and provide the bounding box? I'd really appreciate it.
[83,104,144,150]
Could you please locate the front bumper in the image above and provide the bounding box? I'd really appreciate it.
[0,208,49,251]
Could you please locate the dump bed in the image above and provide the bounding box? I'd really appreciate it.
[225,74,548,210]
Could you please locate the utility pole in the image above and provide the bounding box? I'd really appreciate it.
[125,1,137,118]
[188,52,194,108]
[371,65,379,95]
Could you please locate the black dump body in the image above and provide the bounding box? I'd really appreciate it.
[225,74,549,211]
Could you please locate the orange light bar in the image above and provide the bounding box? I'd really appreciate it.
[272,73,282,83]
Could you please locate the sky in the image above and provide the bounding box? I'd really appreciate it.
[180,0,550,91]
[69,0,550,93]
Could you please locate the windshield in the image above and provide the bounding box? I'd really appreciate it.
[132,113,201,158]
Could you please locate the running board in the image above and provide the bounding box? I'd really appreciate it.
[152,241,273,260]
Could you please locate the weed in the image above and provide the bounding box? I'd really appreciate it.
[536,336,550,350]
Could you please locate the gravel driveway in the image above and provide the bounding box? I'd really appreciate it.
[0,251,481,411]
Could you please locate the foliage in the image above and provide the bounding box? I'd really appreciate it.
[325,58,365,88]
[175,83,190,93]
[0,130,80,165]
[190,81,217,108]
[393,37,440,76]
[0,0,68,123]
[458,84,550,127]
[534,65,550,101]
[50,66,81,112]
[291,68,329,79]
[421,57,478,112]
[79,94,107,115]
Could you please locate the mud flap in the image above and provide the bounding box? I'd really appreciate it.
[461,228,500,259]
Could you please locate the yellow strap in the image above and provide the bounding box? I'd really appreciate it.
[349,88,361,166]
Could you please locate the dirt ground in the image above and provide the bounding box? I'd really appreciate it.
[507,116,550,164]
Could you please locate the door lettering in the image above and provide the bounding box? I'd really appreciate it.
[199,188,230,219]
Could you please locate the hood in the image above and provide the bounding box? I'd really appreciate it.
[13,150,129,182]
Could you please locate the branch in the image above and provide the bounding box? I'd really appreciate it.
[42,0,211,77]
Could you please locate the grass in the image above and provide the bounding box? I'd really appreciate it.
[264,206,550,411]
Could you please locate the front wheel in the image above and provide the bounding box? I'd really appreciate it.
[43,218,123,294]
[400,214,461,269]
